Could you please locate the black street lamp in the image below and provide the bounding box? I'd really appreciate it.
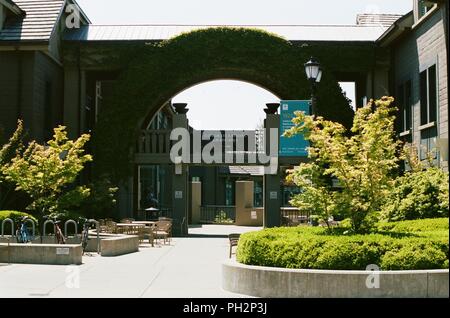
[304,57,322,115]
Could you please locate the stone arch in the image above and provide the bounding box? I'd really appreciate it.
[92,27,353,180]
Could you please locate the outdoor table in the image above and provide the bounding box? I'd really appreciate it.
[132,221,157,226]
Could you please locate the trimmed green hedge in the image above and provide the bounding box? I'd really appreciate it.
[236,218,449,270]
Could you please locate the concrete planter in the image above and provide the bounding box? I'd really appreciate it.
[0,233,140,262]
[101,235,140,257]
[0,243,82,265]
[222,260,449,298]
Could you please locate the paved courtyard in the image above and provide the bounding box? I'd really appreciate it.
[0,225,261,298]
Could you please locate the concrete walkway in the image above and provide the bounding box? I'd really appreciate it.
[0,225,262,298]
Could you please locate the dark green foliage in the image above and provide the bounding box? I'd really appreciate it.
[237,218,449,270]
[381,167,449,221]
[73,177,118,219]
[92,28,354,182]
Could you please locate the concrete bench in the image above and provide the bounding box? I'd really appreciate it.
[0,243,82,265]
[100,235,139,257]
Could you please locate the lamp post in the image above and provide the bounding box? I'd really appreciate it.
[304,57,322,116]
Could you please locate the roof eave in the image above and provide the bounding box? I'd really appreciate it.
[376,11,414,47]
[72,0,91,24]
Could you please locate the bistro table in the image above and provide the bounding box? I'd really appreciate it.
[132,221,157,226]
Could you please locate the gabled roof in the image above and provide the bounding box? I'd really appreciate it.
[63,24,390,42]
[0,0,90,42]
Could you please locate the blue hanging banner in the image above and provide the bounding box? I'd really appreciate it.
[279,100,310,157]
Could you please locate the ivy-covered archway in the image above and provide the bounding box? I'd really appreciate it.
[92,28,353,180]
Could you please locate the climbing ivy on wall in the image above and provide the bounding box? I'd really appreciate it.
[91,27,355,182]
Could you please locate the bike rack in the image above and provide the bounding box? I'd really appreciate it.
[42,220,55,236]
[64,220,78,238]
[23,218,36,238]
[89,219,100,254]
[1,218,14,237]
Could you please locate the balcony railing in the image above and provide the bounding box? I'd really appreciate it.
[280,207,310,226]
[136,129,265,154]
[200,205,236,224]
[136,129,172,154]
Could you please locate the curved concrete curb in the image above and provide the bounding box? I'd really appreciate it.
[222,260,449,298]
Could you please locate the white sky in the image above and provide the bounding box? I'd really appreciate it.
[77,0,412,130]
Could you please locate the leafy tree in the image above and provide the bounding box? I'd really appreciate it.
[286,163,336,229]
[0,120,25,168]
[285,97,401,233]
[74,177,118,219]
[0,120,26,209]
[2,126,92,216]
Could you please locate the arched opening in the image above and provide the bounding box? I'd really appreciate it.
[172,79,279,130]
[139,80,279,233]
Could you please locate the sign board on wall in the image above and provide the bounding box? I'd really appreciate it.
[279,100,310,157]
[175,191,183,199]
[56,248,69,255]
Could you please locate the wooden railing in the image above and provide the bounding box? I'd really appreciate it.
[136,129,171,154]
[136,129,265,155]
[280,207,310,226]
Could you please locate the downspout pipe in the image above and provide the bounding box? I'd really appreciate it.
[77,43,82,136]
[16,48,23,120]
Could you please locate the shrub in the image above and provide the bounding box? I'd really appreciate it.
[214,211,234,224]
[236,218,449,270]
[381,167,449,221]
[381,243,448,270]
[377,218,449,236]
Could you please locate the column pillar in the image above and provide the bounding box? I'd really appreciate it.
[191,181,201,224]
[172,164,188,236]
[171,109,189,236]
[235,180,254,226]
[263,104,281,228]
